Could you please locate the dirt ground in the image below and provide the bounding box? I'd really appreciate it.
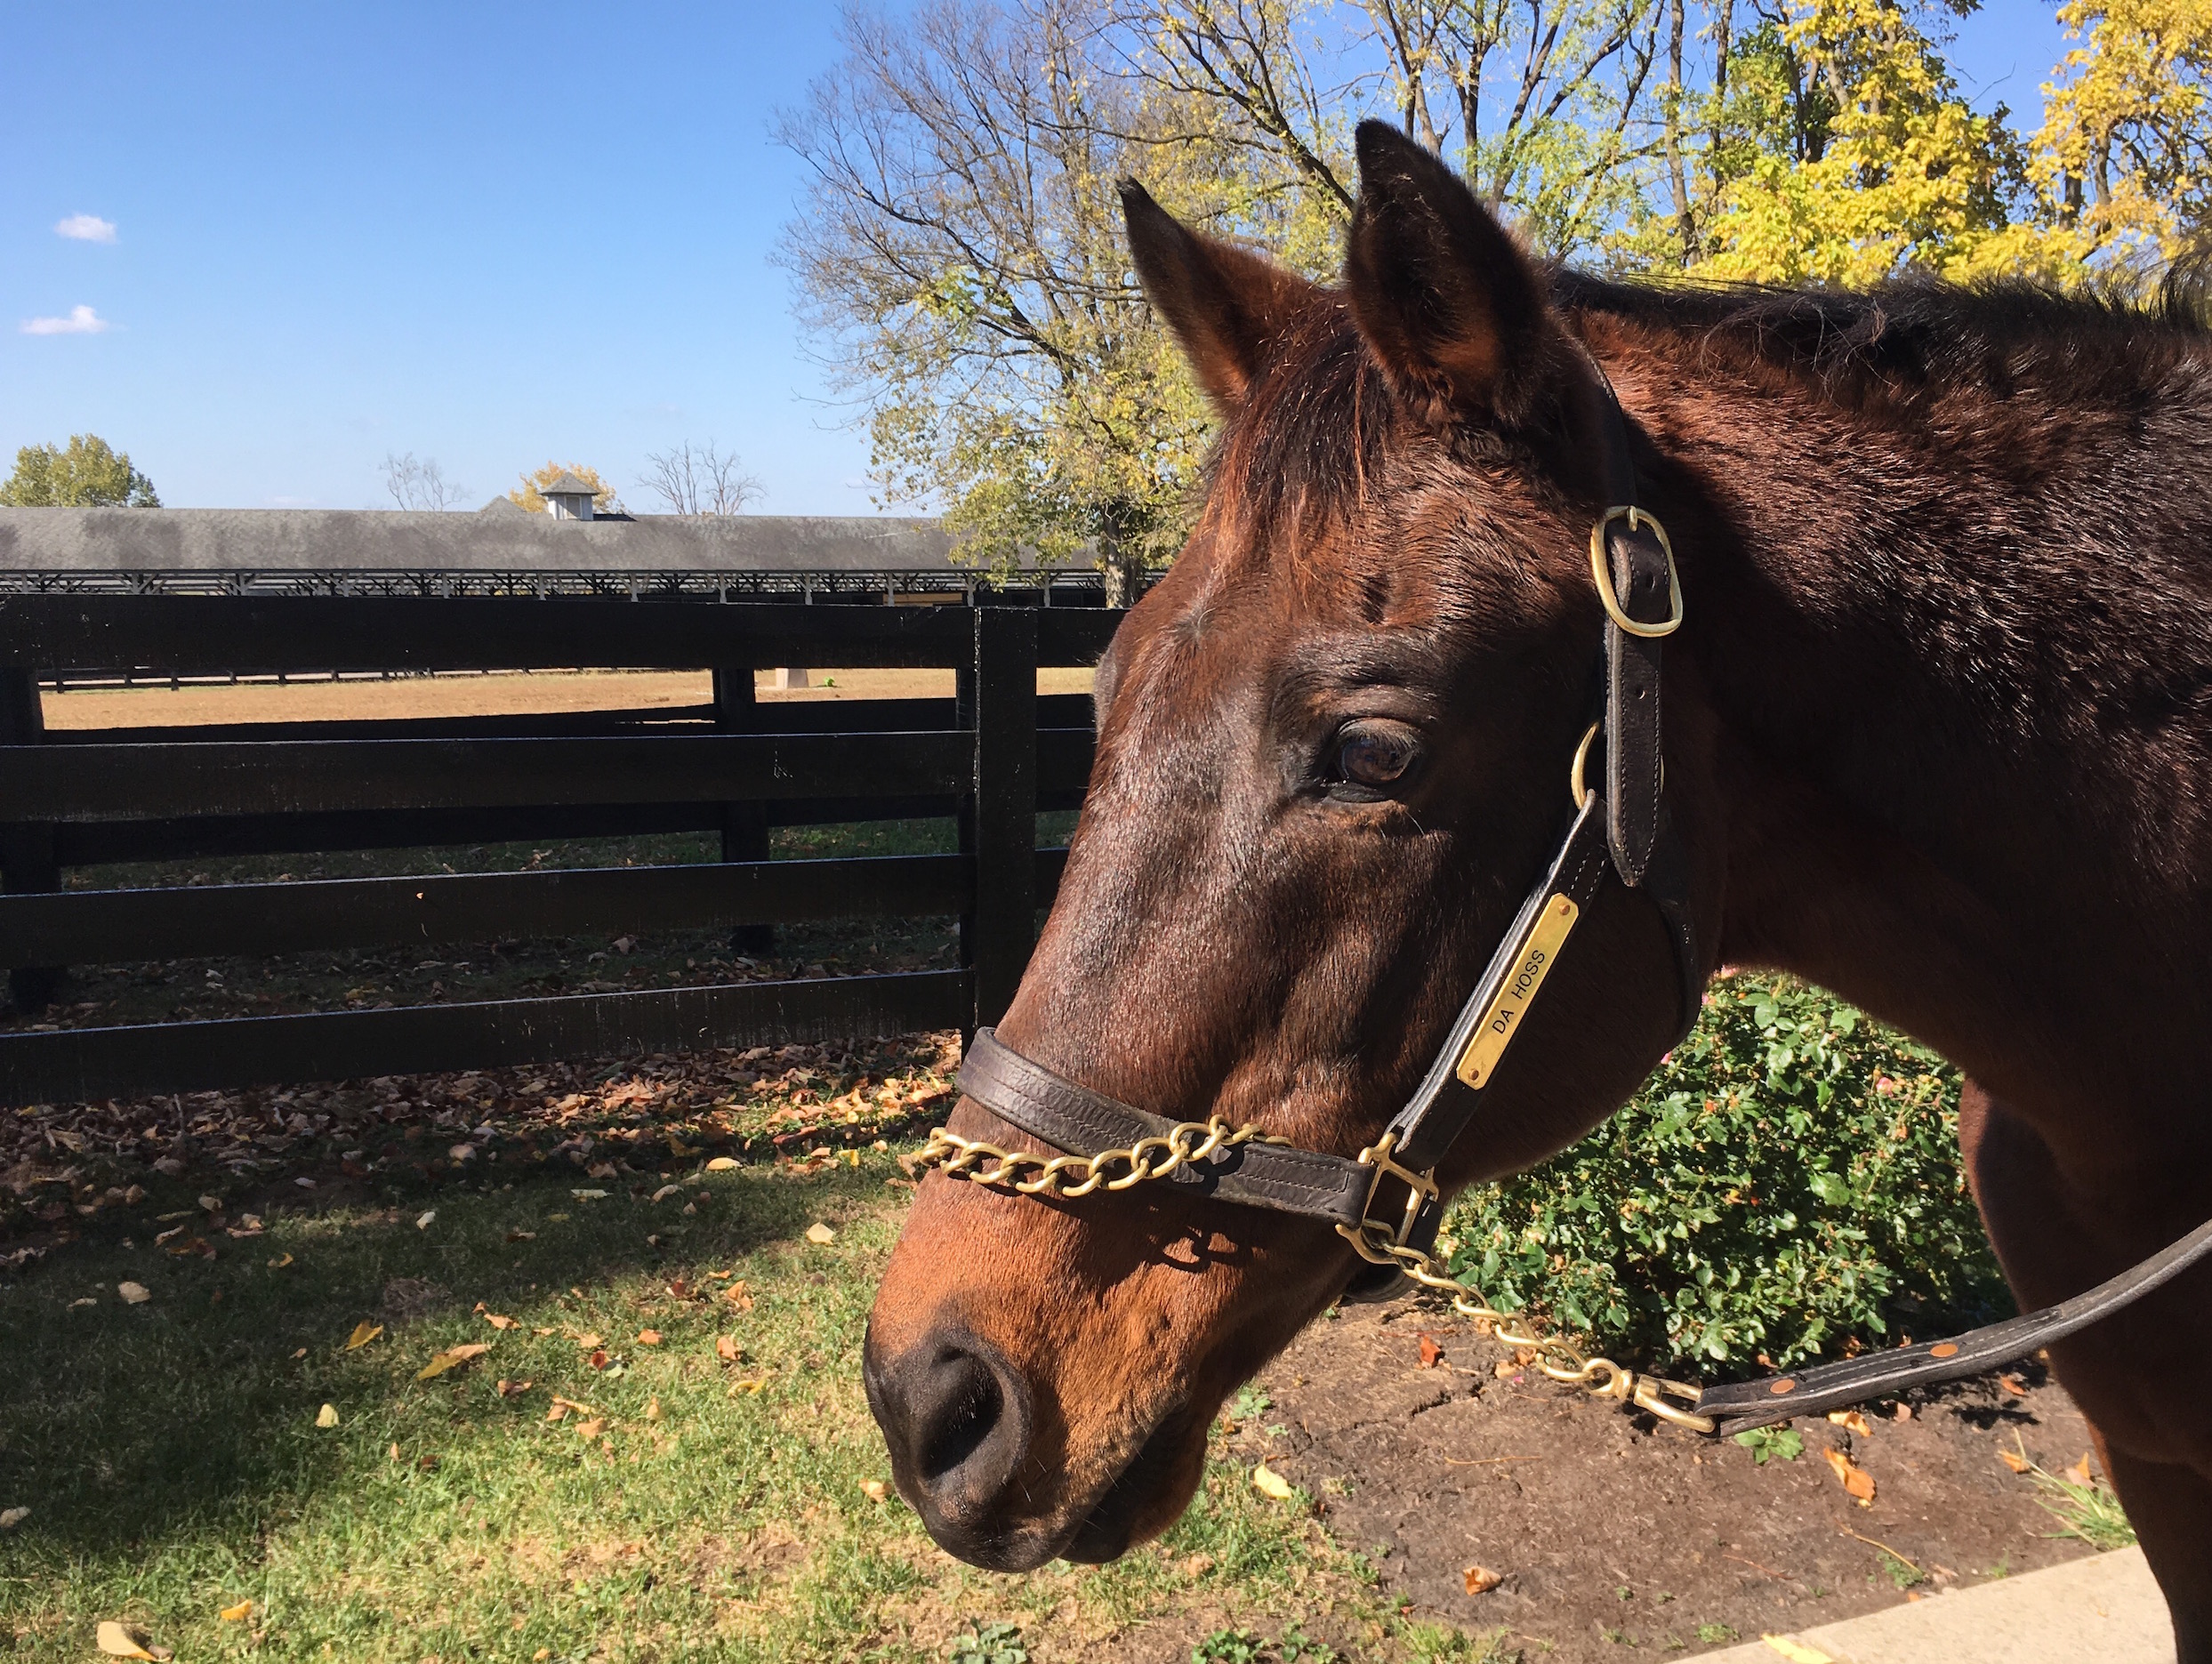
[38,665,1096,728]
[1237,1290,2106,1660]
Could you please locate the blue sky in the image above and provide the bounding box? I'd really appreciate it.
[2,2,2072,514]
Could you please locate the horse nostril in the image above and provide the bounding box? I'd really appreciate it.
[867,1322,1033,1529]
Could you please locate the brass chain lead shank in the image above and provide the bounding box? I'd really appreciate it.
[911,1122,1717,1435]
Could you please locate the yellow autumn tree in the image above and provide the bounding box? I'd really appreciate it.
[508,463,619,514]
[2027,0,2212,261]
[1696,0,2020,284]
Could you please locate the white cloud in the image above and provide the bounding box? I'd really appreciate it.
[54,213,117,244]
[20,305,111,336]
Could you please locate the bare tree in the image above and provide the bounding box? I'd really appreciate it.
[382,452,470,510]
[639,442,763,516]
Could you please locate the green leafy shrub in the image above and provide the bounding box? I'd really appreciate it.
[1440,972,2012,1374]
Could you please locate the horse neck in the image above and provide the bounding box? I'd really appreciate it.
[1608,320,2212,1147]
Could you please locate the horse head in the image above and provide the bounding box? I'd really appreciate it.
[865,121,1722,1572]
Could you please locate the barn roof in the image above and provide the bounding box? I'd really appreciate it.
[0,508,1074,576]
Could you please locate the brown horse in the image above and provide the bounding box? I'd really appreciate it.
[865,121,2212,1656]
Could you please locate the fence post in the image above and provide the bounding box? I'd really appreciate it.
[963,606,1037,1033]
[0,671,61,1014]
[711,665,776,959]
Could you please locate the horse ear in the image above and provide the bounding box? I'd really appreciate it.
[1121,180,1313,410]
[1344,120,1565,430]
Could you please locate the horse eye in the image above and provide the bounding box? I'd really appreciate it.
[1333,723,1420,790]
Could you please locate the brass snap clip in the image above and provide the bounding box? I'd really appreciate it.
[1589,506,1685,639]
[1343,1130,1439,1253]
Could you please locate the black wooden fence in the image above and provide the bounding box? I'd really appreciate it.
[0,593,1117,1108]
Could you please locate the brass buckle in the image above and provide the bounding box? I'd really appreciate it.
[1348,1130,1439,1249]
[1589,506,1684,639]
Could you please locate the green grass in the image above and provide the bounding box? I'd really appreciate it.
[2010,1440,2138,1552]
[0,1153,1391,1661]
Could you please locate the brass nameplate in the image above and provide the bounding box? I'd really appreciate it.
[1455,893,1580,1090]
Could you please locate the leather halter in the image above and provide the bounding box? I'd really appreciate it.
[945,366,2212,1435]
[957,366,1700,1256]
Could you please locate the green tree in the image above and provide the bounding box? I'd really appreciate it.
[778,1,1232,600]
[0,434,160,507]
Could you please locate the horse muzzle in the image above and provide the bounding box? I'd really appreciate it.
[862,1318,1052,1570]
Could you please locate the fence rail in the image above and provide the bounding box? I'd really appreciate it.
[0,593,1113,1106]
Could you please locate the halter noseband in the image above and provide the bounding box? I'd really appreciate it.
[953,367,1700,1264]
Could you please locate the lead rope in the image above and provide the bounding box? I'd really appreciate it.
[912,1121,1718,1433]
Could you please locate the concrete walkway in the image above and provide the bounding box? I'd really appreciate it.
[1701,1546,2172,1663]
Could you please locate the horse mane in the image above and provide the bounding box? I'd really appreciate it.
[1552,259,2212,402]
[1209,256,2212,561]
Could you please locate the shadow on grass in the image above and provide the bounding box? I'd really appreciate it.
[1,1158,862,1558]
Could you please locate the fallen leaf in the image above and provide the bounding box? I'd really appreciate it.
[342,1322,384,1352]
[198,1194,221,1212]
[1463,1565,1502,1595]
[218,1600,253,1622]
[1251,1463,1296,1500]
[1999,1448,2032,1475]
[805,1222,837,1245]
[575,1333,605,1349]
[650,1185,682,1204]
[587,1162,617,1179]
[69,1298,95,1310]
[732,1377,767,1395]
[447,1144,476,1162]
[1760,1638,1837,1664]
[574,1418,606,1439]
[95,1621,156,1659]
[1892,1401,1913,1421]
[415,1210,437,1230]
[0,1507,27,1529]
[1826,1410,1872,1437]
[571,1189,608,1202]
[483,1313,518,1330]
[416,1342,493,1381]
[267,1252,294,1268]
[589,1349,611,1371]
[1492,1360,1520,1379]
[706,1156,738,1171]
[860,1478,889,1502]
[2067,1451,2096,1487]
[636,1329,663,1346]
[1417,1332,1444,1370]
[315,1403,340,1429]
[504,1230,535,1243]
[1999,1373,2028,1397]
[716,1336,743,1363]
[117,1282,150,1306]
[646,1397,663,1421]
[723,1280,753,1311]
[545,1403,570,1424]
[1822,1446,1876,1503]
